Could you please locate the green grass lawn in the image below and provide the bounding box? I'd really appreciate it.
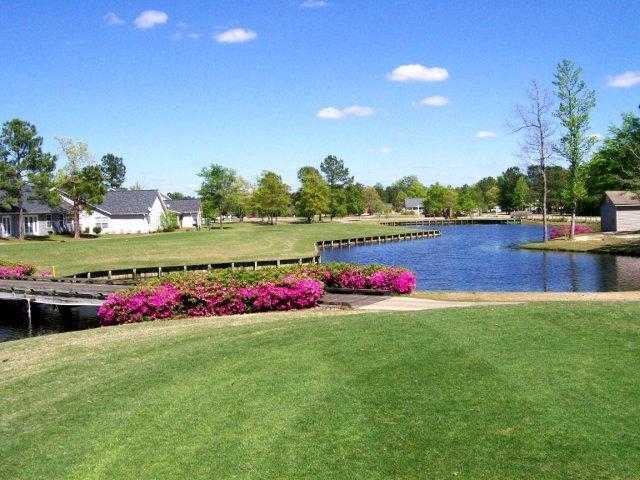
[522,235,640,256]
[2,303,639,479]
[0,221,407,276]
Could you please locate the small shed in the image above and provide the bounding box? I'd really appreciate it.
[601,191,640,232]
[404,198,424,215]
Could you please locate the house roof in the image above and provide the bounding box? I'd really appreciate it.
[404,197,424,209]
[166,198,200,214]
[604,191,640,207]
[95,189,161,215]
[0,187,70,214]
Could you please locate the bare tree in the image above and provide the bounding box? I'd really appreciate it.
[509,81,555,242]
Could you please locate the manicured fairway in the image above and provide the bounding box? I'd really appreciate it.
[1,303,639,479]
[0,221,407,276]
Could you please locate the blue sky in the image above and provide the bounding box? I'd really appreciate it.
[1,1,639,194]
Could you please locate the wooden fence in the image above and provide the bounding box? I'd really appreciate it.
[68,230,441,280]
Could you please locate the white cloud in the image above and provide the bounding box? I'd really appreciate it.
[215,28,257,44]
[607,71,640,88]
[388,64,449,82]
[475,130,497,139]
[342,105,375,117]
[419,95,449,107]
[104,12,125,26]
[301,0,328,8]
[379,146,392,154]
[134,10,168,29]
[317,105,375,119]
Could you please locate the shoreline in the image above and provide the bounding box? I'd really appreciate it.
[520,232,640,256]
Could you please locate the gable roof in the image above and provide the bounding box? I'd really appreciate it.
[404,197,424,209]
[95,189,162,215]
[0,187,70,215]
[166,198,200,214]
[604,191,640,207]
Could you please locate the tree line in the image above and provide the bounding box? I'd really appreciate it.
[197,155,389,226]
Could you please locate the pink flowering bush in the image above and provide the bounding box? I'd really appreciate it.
[550,224,594,239]
[97,263,417,326]
[0,262,38,278]
[98,276,325,325]
[98,283,183,325]
[308,264,417,294]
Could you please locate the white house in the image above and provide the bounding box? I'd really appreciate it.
[1,188,202,237]
[601,191,640,232]
[0,187,71,238]
[163,197,202,229]
[67,189,167,234]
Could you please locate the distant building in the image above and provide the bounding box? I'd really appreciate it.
[163,196,202,229]
[601,191,640,232]
[1,188,201,237]
[404,197,424,215]
[0,187,70,237]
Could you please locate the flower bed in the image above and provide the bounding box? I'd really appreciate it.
[98,263,416,326]
[550,224,593,240]
[0,261,47,278]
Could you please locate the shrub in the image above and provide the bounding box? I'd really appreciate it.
[98,277,324,325]
[550,224,593,239]
[98,263,417,326]
[93,225,102,234]
[0,261,38,278]
[160,211,179,232]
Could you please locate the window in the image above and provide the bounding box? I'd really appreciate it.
[1,216,11,237]
[45,214,52,228]
[95,215,109,230]
[24,215,38,235]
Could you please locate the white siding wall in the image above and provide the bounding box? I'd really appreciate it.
[148,197,164,232]
[180,214,195,229]
[79,210,151,234]
[616,207,640,232]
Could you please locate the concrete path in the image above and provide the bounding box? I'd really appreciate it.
[320,292,508,311]
[357,296,505,311]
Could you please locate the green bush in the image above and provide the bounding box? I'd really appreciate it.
[160,211,179,232]
[93,226,102,234]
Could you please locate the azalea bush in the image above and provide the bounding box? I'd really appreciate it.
[98,263,417,326]
[98,276,325,326]
[550,224,593,240]
[186,263,417,294]
[0,261,39,278]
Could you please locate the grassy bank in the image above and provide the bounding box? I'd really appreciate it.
[0,221,407,276]
[522,234,640,256]
[2,303,640,479]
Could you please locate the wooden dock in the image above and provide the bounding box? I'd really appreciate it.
[0,278,127,306]
[316,229,440,248]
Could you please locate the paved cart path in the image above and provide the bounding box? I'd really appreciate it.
[320,292,507,311]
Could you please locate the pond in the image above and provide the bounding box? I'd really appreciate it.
[0,300,100,343]
[321,224,640,292]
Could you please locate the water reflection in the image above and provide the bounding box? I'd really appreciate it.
[321,224,640,292]
[0,300,99,342]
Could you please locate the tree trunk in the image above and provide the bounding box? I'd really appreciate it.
[570,198,577,240]
[17,194,25,240]
[219,214,223,230]
[542,169,548,242]
[73,204,81,239]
